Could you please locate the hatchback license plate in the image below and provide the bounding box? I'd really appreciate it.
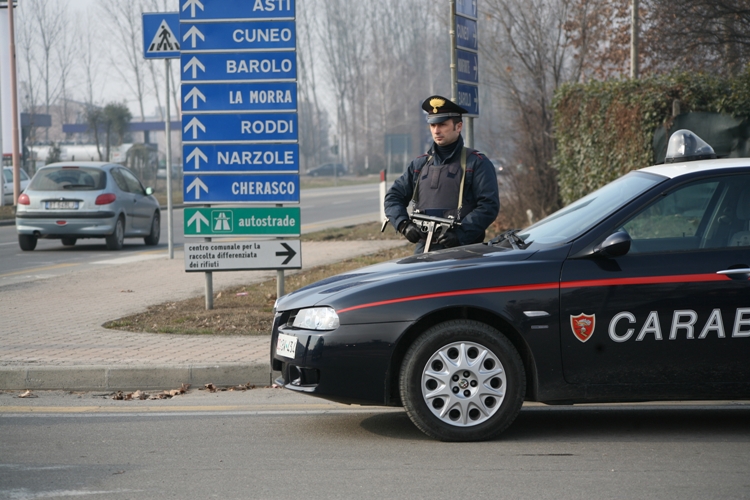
[276,333,298,359]
[46,201,78,210]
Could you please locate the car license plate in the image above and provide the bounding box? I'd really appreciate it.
[276,333,298,359]
[46,201,78,209]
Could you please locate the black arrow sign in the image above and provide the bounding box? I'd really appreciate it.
[276,243,297,265]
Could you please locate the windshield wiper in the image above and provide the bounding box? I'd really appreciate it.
[488,229,530,250]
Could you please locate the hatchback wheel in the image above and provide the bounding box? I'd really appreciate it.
[144,212,160,246]
[61,237,77,247]
[400,320,526,442]
[105,217,124,250]
[18,234,37,251]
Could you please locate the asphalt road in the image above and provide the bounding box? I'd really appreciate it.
[0,183,381,288]
[1,390,749,500]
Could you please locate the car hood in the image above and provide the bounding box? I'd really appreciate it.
[277,242,565,315]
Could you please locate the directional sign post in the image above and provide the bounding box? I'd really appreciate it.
[180,0,299,307]
[185,239,302,272]
[184,207,301,237]
[143,12,180,260]
[452,0,479,147]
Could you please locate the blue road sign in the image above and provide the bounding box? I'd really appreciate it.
[184,173,300,203]
[457,49,478,84]
[182,82,297,112]
[456,16,478,52]
[143,12,180,59]
[181,52,296,82]
[182,143,299,173]
[180,0,295,21]
[182,113,298,143]
[457,83,479,116]
[181,21,295,52]
[456,0,478,19]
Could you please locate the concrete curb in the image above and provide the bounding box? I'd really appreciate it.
[0,363,272,392]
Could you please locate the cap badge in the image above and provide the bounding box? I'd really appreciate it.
[429,98,445,114]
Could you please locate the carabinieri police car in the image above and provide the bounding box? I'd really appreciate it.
[271,130,750,441]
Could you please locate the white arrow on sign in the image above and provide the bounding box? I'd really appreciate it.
[186,177,209,200]
[186,147,208,169]
[183,57,205,79]
[182,0,204,18]
[183,25,205,49]
[187,210,209,233]
[184,87,206,109]
[183,116,206,139]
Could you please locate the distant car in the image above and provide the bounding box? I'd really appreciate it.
[307,163,347,177]
[2,166,31,205]
[15,162,160,251]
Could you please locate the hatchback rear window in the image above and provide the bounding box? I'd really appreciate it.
[29,167,107,191]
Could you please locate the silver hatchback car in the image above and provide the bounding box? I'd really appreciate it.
[15,162,160,251]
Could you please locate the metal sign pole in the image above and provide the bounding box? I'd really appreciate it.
[7,0,20,205]
[165,58,174,259]
[450,0,458,104]
[205,236,213,310]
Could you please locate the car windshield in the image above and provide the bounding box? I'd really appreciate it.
[29,167,107,191]
[517,171,666,246]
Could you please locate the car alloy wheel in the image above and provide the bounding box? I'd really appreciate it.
[400,320,525,441]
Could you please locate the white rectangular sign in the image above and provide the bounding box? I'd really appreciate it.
[184,239,301,272]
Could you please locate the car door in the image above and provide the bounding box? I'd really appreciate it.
[559,173,750,387]
[118,167,153,232]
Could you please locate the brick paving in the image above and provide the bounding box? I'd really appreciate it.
[0,241,404,390]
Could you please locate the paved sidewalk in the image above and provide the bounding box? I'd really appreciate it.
[0,240,405,392]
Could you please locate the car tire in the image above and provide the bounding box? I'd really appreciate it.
[399,320,526,442]
[61,237,77,247]
[105,216,125,250]
[18,234,37,251]
[144,211,160,246]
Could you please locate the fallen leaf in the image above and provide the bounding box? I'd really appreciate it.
[112,391,124,400]
[18,390,37,398]
[216,292,222,299]
[204,383,217,393]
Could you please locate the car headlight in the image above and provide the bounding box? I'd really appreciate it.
[292,307,340,331]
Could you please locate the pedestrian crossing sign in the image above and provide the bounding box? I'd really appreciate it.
[142,12,180,59]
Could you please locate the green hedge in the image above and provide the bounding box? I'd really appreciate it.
[552,69,750,205]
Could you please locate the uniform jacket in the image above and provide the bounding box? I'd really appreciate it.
[384,136,500,246]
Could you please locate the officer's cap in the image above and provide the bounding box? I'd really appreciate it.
[422,95,468,124]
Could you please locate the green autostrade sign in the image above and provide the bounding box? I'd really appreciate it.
[184,207,301,237]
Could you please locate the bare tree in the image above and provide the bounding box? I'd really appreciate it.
[16,3,40,145]
[483,0,589,226]
[99,0,148,122]
[28,0,66,142]
[53,9,75,137]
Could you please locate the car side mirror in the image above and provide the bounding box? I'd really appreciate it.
[145,187,153,196]
[594,231,631,258]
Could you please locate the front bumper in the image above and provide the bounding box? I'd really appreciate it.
[270,312,412,406]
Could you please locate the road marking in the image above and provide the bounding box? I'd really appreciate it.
[91,251,169,265]
[0,263,78,278]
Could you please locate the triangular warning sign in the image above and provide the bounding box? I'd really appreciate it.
[148,20,180,53]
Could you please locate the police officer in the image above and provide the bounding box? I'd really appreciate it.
[384,95,500,253]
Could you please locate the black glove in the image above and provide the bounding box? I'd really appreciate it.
[437,229,460,248]
[400,222,422,244]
